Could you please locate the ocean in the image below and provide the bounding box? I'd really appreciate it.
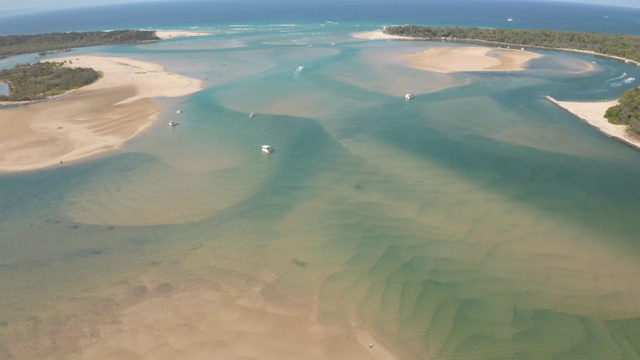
[1,1,640,359]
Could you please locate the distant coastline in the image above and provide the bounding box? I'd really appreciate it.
[382,25,640,65]
[0,29,209,60]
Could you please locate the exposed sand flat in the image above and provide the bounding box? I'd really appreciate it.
[351,30,411,40]
[0,56,202,173]
[7,274,400,360]
[546,96,640,151]
[155,30,210,39]
[402,46,544,73]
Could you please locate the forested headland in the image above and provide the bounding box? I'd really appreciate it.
[0,30,160,59]
[384,26,640,63]
[0,62,100,102]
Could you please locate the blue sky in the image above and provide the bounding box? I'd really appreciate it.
[1,0,638,15]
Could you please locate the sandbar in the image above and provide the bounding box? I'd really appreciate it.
[7,274,401,360]
[352,30,543,73]
[155,30,210,39]
[546,96,640,150]
[402,46,543,73]
[0,56,202,173]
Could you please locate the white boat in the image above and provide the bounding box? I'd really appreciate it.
[405,93,414,100]
[176,109,182,114]
[507,17,513,22]
[261,145,273,153]
[168,121,179,126]
[249,112,255,118]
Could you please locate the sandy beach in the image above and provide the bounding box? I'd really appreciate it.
[546,96,640,150]
[155,30,210,39]
[402,46,543,73]
[0,56,202,173]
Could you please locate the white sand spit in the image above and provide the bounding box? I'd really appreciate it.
[155,30,210,39]
[546,96,640,150]
[351,29,411,40]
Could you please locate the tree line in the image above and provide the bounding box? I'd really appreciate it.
[384,26,640,63]
[0,30,160,59]
[0,62,100,102]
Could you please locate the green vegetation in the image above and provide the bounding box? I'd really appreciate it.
[605,88,640,135]
[384,26,640,63]
[0,62,100,102]
[0,30,160,60]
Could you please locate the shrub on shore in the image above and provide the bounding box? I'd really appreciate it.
[605,88,640,136]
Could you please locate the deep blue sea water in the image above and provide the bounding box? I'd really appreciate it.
[1,1,640,359]
[1,0,640,35]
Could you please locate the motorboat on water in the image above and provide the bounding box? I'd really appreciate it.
[261,145,273,153]
[405,93,414,100]
[169,121,179,126]
[250,112,255,118]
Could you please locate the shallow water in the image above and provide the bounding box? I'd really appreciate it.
[2,8,640,360]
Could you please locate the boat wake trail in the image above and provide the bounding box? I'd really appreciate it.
[607,72,627,82]
[604,72,626,87]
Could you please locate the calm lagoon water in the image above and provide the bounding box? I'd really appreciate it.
[1,1,640,359]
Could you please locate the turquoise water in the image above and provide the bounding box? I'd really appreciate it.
[2,3,640,359]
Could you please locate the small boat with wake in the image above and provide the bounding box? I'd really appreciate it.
[261,145,273,153]
[169,121,179,126]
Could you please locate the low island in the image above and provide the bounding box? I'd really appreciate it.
[0,55,202,172]
[0,30,209,173]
